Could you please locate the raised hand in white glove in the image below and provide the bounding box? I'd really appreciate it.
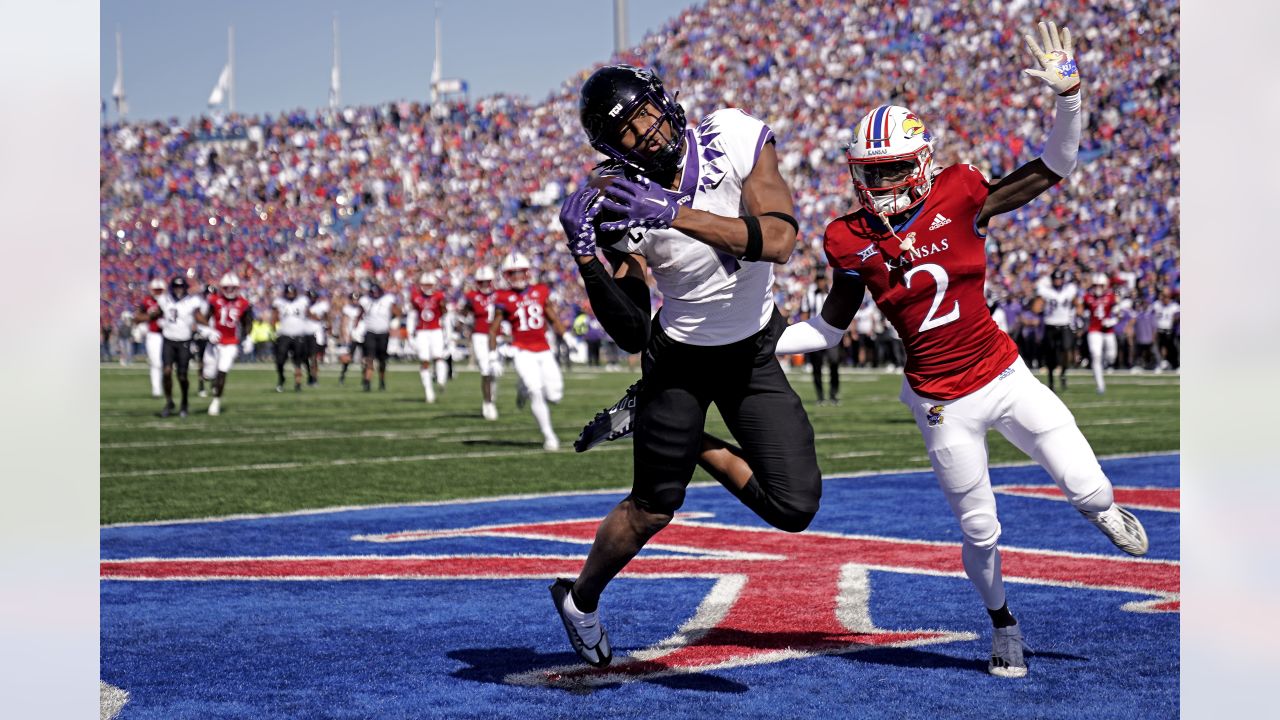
[1023,21,1081,95]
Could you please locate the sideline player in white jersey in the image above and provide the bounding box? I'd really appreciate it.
[272,283,311,393]
[200,273,253,415]
[155,276,209,417]
[464,266,500,420]
[306,289,330,387]
[359,283,398,391]
[409,271,448,403]
[336,292,363,384]
[549,65,823,667]
[488,254,570,450]
[775,21,1148,677]
[1037,268,1078,392]
[1080,274,1118,394]
[135,278,167,397]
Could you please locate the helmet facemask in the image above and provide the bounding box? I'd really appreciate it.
[846,145,935,217]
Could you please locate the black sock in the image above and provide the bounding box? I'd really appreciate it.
[570,586,597,614]
[987,603,1017,628]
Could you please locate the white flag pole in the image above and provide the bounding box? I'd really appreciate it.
[228,24,236,113]
[330,14,341,110]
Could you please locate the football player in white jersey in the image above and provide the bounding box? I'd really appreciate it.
[548,65,823,668]
[306,289,331,387]
[156,276,209,417]
[336,292,363,384]
[359,283,399,391]
[272,283,311,393]
[1037,269,1078,391]
[135,278,167,397]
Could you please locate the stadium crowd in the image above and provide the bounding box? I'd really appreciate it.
[100,0,1179,374]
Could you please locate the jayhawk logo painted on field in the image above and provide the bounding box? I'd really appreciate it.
[100,456,1180,716]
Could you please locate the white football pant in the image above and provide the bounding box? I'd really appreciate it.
[899,355,1115,610]
[514,349,563,443]
[471,334,498,376]
[1087,331,1118,392]
[146,332,163,396]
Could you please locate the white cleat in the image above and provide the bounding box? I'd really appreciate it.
[549,579,612,668]
[988,624,1028,678]
[482,402,498,421]
[543,437,560,452]
[207,398,221,416]
[1080,503,1149,556]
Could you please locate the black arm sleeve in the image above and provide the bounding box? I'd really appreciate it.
[577,255,651,354]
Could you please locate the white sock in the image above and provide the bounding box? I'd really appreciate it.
[561,588,602,645]
[419,368,435,401]
[435,359,448,386]
[1092,352,1105,392]
[962,541,1007,611]
[150,366,162,395]
[529,389,554,441]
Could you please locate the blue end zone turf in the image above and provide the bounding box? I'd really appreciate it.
[102,454,1179,719]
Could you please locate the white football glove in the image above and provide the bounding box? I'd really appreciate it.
[198,324,221,342]
[241,338,255,355]
[1023,21,1081,95]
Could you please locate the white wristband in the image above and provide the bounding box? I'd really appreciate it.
[776,315,846,355]
[1039,91,1082,178]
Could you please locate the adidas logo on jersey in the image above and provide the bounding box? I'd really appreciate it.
[928,213,951,231]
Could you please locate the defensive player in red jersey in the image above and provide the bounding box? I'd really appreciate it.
[134,278,166,397]
[465,265,500,420]
[1080,274,1119,395]
[776,21,1149,678]
[201,273,253,416]
[488,253,570,450]
[410,271,448,403]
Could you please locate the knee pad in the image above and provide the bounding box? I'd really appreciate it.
[959,509,1001,549]
[633,485,686,516]
[770,503,817,533]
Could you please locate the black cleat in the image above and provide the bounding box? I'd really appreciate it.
[294,382,302,393]
[157,403,175,418]
[574,380,640,453]
[549,579,612,668]
[378,381,386,391]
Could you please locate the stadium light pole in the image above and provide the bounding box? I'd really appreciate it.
[431,2,442,111]
[113,26,127,120]
[614,0,628,54]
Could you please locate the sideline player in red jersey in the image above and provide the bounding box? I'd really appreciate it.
[775,21,1149,678]
[410,271,448,403]
[464,265,500,420]
[1080,274,1118,394]
[201,273,253,416]
[135,278,166,397]
[488,253,570,450]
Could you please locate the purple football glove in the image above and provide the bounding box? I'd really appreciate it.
[558,186,603,256]
[598,176,679,232]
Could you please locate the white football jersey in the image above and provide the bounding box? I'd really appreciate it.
[273,296,311,337]
[1038,281,1078,327]
[609,108,778,346]
[307,299,331,335]
[158,294,208,342]
[360,294,396,333]
[1153,300,1179,331]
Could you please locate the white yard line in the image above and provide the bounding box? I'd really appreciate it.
[101,425,500,449]
[101,444,629,479]
[100,451,1180,528]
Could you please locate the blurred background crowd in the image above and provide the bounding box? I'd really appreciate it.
[100,0,1179,374]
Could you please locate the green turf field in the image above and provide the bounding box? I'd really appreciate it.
[100,362,1179,524]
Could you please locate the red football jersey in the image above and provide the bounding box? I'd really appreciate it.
[495,284,552,352]
[140,296,162,333]
[208,294,251,345]
[411,290,447,330]
[1081,291,1117,333]
[465,289,496,335]
[824,164,1019,400]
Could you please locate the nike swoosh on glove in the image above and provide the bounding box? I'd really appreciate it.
[559,185,603,257]
[598,175,679,232]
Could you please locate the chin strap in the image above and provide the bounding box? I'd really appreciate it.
[877,211,915,252]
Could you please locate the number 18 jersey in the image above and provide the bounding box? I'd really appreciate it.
[494,284,551,352]
[823,164,1018,400]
